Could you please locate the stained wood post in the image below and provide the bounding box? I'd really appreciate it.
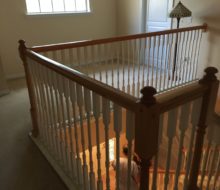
[187,67,219,190]
[18,40,39,137]
[135,86,159,190]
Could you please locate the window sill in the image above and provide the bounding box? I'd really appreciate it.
[26,11,92,17]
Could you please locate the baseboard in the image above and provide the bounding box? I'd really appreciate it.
[6,73,25,80]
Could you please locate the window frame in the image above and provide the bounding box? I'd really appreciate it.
[25,0,92,16]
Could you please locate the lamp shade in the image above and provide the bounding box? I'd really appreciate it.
[169,1,192,18]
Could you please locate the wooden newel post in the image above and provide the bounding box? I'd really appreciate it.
[18,40,39,137]
[135,86,159,190]
[187,67,219,190]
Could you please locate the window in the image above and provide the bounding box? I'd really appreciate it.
[25,0,90,15]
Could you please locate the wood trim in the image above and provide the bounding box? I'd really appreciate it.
[156,81,208,113]
[187,68,219,190]
[25,50,139,111]
[19,40,39,137]
[30,24,207,52]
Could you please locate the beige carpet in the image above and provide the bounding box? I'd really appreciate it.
[0,78,67,190]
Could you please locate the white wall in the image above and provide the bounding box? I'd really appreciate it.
[0,0,116,79]
[116,0,143,35]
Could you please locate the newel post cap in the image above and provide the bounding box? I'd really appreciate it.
[140,86,157,106]
[199,67,218,84]
[18,39,27,61]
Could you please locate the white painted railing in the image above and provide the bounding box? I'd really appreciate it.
[26,55,138,190]
[33,25,207,97]
[18,24,220,190]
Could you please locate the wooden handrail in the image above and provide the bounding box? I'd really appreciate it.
[30,24,207,52]
[25,49,139,111]
[156,81,208,114]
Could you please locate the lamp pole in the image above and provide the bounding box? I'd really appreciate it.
[171,17,181,80]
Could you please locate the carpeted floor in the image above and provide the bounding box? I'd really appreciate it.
[0,78,67,190]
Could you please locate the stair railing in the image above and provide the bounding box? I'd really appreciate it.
[135,67,219,190]
[18,27,220,190]
[29,24,207,96]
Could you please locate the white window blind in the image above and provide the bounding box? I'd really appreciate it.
[25,0,90,14]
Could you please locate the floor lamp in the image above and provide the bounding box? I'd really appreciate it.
[169,1,192,80]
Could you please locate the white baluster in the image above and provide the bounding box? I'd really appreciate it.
[113,104,122,190]
[110,43,114,88]
[91,46,96,79]
[206,145,218,190]
[127,40,131,94]
[132,39,136,96]
[213,151,220,189]
[141,38,146,89]
[58,76,70,173]
[43,68,58,158]
[105,44,109,85]
[76,84,89,190]
[190,30,199,81]
[137,39,141,97]
[212,122,220,189]
[183,98,202,190]
[166,34,173,88]
[182,32,189,83]
[169,33,176,88]
[83,46,88,75]
[76,47,81,67]
[147,37,151,87]
[179,32,186,85]
[151,37,156,87]
[155,35,161,90]
[194,30,203,79]
[69,82,83,185]
[159,35,165,91]
[152,114,164,190]
[185,31,193,82]
[52,50,58,62]
[61,49,66,65]
[126,110,135,190]
[187,31,195,81]
[205,120,220,189]
[164,108,178,190]
[163,34,170,90]
[43,68,56,155]
[116,42,120,90]
[84,88,96,190]
[69,48,74,68]
[174,103,191,190]
[102,98,111,190]
[98,45,102,82]
[53,72,65,165]
[92,92,103,190]
[121,41,125,92]
[48,70,60,161]
[185,32,193,83]
[37,65,51,150]
[200,136,213,187]
[63,79,77,180]
[174,31,183,87]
